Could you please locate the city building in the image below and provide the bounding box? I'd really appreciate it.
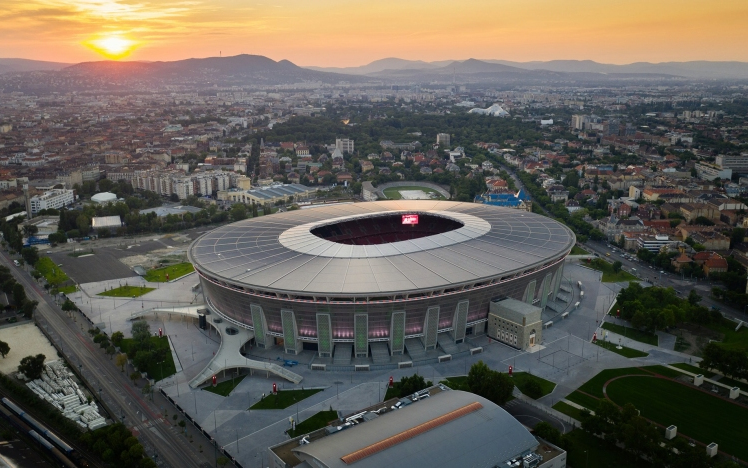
[335,138,354,154]
[268,386,566,468]
[189,201,573,356]
[29,189,75,215]
[487,298,542,350]
[436,133,450,146]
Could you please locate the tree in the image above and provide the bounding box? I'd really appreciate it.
[22,224,39,238]
[61,298,77,313]
[394,374,430,398]
[12,283,26,307]
[217,456,230,466]
[131,320,151,343]
[106,345,116,359]
[111,331,124,346]
[688,289,702,305]
[612,261,622,273]
[522,379,543,399]
[533,421,562,445]
[467,361,514,405]
[76,214,91,234]
[229,203,248,221]
[0,340,9,358]
[169,193,180,202]
[130,371,140,386]
[21,247,39,266]
[21,300,37,319]
[18,354,46,379]
[115,353,128,372]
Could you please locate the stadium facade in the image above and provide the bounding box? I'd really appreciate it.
[188,201,574,357]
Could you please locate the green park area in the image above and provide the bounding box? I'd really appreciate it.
[143,262,195,282]
[569,245,588,255]
[287,410,339,438]
[119,336,176,381]
[551,401,588,421]
[586,259,638,283]
[592,339,649,358]
[250,389,322,410]
[670,363,716,378]
[35,257,70,287]
[563,429,644,468]
[204,375,246,397]
[511,372,555,399]
[57,285,78,294]
[607,376,748,461]
[98,285,155,298]
[601,322,658,346]
[706,317,748,353]
[382,185,445,200]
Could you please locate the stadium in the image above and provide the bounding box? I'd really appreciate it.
[188,201,574,360]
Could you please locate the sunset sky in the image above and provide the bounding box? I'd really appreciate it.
[1,0,747,66]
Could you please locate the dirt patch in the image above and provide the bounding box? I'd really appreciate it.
[672,324,723,356]
[119,248,188,270]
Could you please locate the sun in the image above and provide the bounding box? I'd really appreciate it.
[84,35,139,60]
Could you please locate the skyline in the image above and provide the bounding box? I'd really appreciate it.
[1,0,747,66]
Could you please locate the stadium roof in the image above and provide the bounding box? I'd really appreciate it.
[290,390,540,468]
[188,201,574,296]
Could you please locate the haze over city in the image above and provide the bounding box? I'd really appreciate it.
[1,0,748,65]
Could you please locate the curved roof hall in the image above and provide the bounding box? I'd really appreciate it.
[188,200,575,297]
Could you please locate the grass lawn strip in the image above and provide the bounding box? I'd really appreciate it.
[36,257,69,286]
[382,185,445,200]
[592,340,648,358]
[57,285,78,294]
[98,285,155,297]
[287,410,338,438]
[564,429,648,467]
[585,259,638,283]
[605,376,748,461]
[601,322,658,346]
[670,363,716,378]
[250,389,323,410]
[512,372,555,398]
[705,318,748,353]
[119,337,176,381]
[203,375,246,396]
[578,367,650,398]
[552,401,588,421]
[639,365,685,379]
[565,390,601,411]
[143,262,195,282]
[439,376,469,391]
[570,245,588,255]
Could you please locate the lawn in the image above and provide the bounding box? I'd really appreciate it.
[592,340,649,358]
[578,367,650,398]
[36,257,70,286]
[564,429,648,468]
[119,337,176,381]
[144,263,195,282]
[98,285,155,298]
[287,411,339,438]
[670,363,716,378]
[57,285,78,294]
[439,376,469,392]
[586,259,638,283]
[705,318,748,353]
[250,389,323,410]
[382,185,445,200]
[204,375,246,396]
[565,390,601,411]
[570,245,588,255]
[601,322,659,346]
[640,365,685,379]
[552,401,589,421]
[512,372,555,399]
[606,376,748,461]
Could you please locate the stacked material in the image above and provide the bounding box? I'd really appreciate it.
[26,361,107,430]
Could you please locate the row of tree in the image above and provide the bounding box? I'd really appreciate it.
[616,283,720,332]
[700,342,748,381]
[0,265,38,318]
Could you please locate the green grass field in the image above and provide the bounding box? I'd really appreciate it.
[564,429,647,467]
[512,372,555,399]
[606,376,748,461]
[250,389,323,410]
[640,365,684,379]
[578,367,650,398]
[706,318,748,353]
[382,185,445,200]
[144,263,194,282]
[586,259,639,283]
[204,375,246,396]
[570,245,588,255]
[287,411,339,438]
[565,390,601,411]
[601,322,658,346]
[36,257,70,286]
[98,285,155,297]
[57,285,78,294]
[552,401,589,421]
[118,337,176,381]
[440,376,469,391]
[593,340,649,358]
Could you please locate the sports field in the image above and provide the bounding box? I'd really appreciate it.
[382,185,445,200]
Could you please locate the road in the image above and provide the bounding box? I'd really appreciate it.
[0,249,211,468]
[581,240,748,322]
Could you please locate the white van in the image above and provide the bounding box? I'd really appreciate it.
[13,260,19,267]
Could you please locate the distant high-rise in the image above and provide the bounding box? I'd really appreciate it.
[436,133,451,147]
[335,138,354,154]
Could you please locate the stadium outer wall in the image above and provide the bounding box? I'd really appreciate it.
[195,256,567,358]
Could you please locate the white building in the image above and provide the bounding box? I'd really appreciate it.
[436,133,450,147]
[29,189,75,214]
[335,138,354,154]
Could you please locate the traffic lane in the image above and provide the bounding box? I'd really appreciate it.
[1,251,204,468]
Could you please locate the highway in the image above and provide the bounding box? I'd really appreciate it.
[0,249,211,468]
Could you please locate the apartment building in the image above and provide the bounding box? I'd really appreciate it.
[29,189,75,214]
